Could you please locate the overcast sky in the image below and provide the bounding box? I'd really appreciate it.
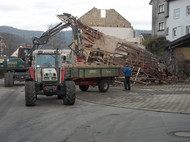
[0,0,152,31]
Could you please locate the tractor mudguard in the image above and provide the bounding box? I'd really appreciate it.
[29,67,35,80]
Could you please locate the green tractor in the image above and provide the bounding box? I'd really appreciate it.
[0,46,32,87]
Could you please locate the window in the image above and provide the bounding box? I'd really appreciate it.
[101,9,106,18]
[187,26,190,34]
[174,8,180,19]
[159,4,165,13]
[166,27,169,35]
[187,6,190,15]
[159,22,164,31]
[173,28,177,37]
[36,54,57,67]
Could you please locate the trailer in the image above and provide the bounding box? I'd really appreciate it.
[68,66,120,92]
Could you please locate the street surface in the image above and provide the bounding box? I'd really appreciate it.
[0,79,190,142]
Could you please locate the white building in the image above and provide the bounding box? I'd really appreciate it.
[166,0,190,41]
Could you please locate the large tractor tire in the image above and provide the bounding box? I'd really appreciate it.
[63,80,76,105]
[9,72,14,87]
[79,85,89,91]
[25,81,36,106]
[4,72,14,87]
[98,79,109,92]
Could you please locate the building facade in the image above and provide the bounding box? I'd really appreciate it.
[166,0,190,41]
[79,7,135,40]
[150,0,190,41]
[150,0,168,37]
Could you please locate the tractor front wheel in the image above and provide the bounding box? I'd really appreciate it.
[63,81,76,105]
[25,81,36,106]
[4,72,14,87]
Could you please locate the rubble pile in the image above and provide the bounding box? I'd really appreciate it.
[58,14,177,85]
[78,20,177,85]
[79,21,177,85]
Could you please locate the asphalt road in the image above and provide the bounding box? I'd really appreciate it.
[0,79,190,142]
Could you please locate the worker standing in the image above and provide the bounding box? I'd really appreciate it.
[122,63,132,91]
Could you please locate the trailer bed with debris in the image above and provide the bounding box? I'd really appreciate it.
[67,66,120,92]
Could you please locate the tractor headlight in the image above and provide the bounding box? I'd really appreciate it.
[52,77,57,80]
[44,77,49,80]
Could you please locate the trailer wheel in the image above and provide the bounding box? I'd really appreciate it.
[98,79,109,92]
[79,85,89,91]
[25,81,36,106]
[4,73,9,87]
[63,81,76,105]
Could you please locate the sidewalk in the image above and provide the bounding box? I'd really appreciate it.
[77,84,190,114]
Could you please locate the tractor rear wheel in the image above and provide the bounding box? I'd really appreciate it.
[98,79,109,92]
[25,81,36,106]
[4,72,14,87]
[63,81,76,105]
[9,72,14,87]
[79,85,89,91]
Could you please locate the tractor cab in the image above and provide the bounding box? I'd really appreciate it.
[33,50,60,68]
[32,49,61,94]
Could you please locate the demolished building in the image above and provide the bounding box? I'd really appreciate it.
[57,12,177,86]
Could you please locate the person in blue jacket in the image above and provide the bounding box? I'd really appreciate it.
[121,63,132,90]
